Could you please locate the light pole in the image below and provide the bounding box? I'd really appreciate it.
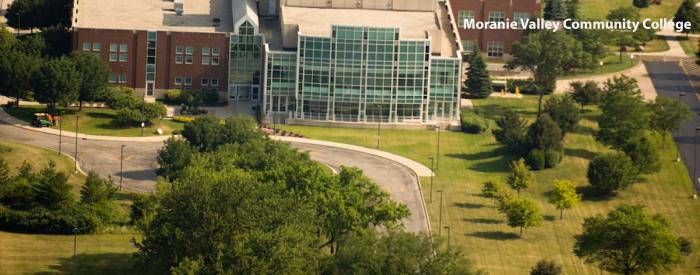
[141,99,145,137]
[58,111,63,155]
[676,92,686,162]
[376,104,382,149]
[438,190,443,236]
[428,157,434,203]
[16,14,19,35]
[444,226,451,249]
[74,115,79,173]
[694,127,700,198]
[120,145,125,190]
[436,127,441,170]
[73,227,78,257]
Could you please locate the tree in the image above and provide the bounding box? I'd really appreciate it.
[507,159,535,197]
[530,260,562,275]
[633,0,651,10]
[71,52,109,110]
[181,116,262,152]
[574,204,682,275]
[0,48,40,107]
[466,50,492,99]
[544,95,581,134]
[492,111,529,152]
[587,152,638,195]
[508,31,578,115]
[505,198,543,237]
[608,7,642,62]
[221,116,264,145]
[565,0,580,19]
[156,138,196,180]
[551,0,567,20]
[649,97,693,148]
[570,81,601,109]
[5,0,72,31]
[547,180,581,220]
[482,179,506,199]
[80,171,117,204]
[596,76,649,150]
[0,158,10,186]
[32,161,73,209]
[323,230,480,274]
[32,57,81,111]
[527,114,562,151]
[622,136,661,175]
[675,0,700,37]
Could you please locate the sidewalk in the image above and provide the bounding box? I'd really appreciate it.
[555,61,658,101]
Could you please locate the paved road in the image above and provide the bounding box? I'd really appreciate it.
[645,61,700,194]
[0,120,428,233]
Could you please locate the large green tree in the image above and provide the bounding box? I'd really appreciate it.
[587,152,638,195]
[466,50,492,99]
[527,114,563,151]
[71,52,110,110]
[156,138,197,180]
[649,97,693,148]
[596,76,649,150]
[32,57,81,110]
[574,204,682,275]
[492,111,529,152]
[621,136,660,175]
[530,260,562,275]
[675,0,700,36]
[32,161,73,209]
[5,0,72,31]
[570,80,601,110]
[633,0,651,10]
[504,198,543,237]
[544,95,581,134]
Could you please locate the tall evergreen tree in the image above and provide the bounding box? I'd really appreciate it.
[675,0,700,36]
[551,0,568,20]
[566,0,580,19]
[633,0,651,10]
[466,50,492,99]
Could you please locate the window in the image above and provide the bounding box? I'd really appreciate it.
[177,46,194,65]
[487,41,504,58]
[211,78,219,87]
[211,57,220,65]
[109,53,118,62]
[109,44,118,52]
[118,74,126,83]
[462,40,475,54]
[119,44,128,52]
[185,47,193,55]
[92,43,101,52]
[108,74,116,83]
[184,77,192,86]
[201,47,213,65]
[174,77,182,85]
[514,12,530,28]
[202,56,210,65]
[109,43,127,62]
[82,42,91,51]
[176,56,184,64]
[119,53,127,62]
[458,10,475,26]
[176,46,184,55]
[185,55,193,64]
[212,47,220,56]
[488,11,506,22]
[201,78,209,86]
[202,47,210,55]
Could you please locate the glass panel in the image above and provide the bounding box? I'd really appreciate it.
[82,42,91,51]
[92,43,101,52]
[119,53,127,62]
[110,44,118,52]
[202,47,210,55]
[119,44,128,52]
[176,46,183,54]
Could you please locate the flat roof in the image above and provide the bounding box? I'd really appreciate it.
[281,5,440,39]
[73,0,233,33]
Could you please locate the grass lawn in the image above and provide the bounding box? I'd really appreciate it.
[642,37,671,52]
[277,95,700,274]
[579,0,683,20]
[0,141,139,274]
[563,54,640,78]
[3,105,184,137]
[679,37,699,56]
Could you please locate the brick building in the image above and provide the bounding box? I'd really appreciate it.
[449,0,542,59]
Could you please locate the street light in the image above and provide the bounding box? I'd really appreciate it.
[73,227,78,257]
[444,226,451,249]
[120,145,125,190]
[428,157,434,203]
[58,111,63,155]
[436,127,441,170]
[74,115,79,173]
[438,190,443,236]
[694,127,700,198]
[376,104,382,149]
[676,92,686,162]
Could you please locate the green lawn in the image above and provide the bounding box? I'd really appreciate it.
[3,105,184,137]
[679,37,699,56]
[563,54,640,78]
[642,37,671,52]
[0,141,139,274]
[580,0,683,20]
[277,95,700,274]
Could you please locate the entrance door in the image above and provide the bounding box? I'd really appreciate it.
[146,82,154,97]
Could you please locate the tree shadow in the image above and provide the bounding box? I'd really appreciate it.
[476,104,539,121]
[464,218,502,224]
[117,170,157,181]
[467,231,520,240]
[446,146,517,173]
[543,215,557,221]
[452,202,484,209]
[576,185,616,202]
[573,124,596,136]
[35,252,136,275]
[86,112,117,120]
[564,148,597,160]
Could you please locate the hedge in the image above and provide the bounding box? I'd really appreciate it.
[461,111,489,134]
[0,205,100,234]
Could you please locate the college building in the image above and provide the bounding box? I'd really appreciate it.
[449,0,542,58]
[72,0,463,126]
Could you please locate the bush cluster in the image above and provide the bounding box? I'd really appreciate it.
[105,87,166,127]
[507,79,546,95]
[163,89,220,107]
[461,110,489,134]
[0,205,99,234]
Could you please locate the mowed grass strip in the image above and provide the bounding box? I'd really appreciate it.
[3,105,184,137]
[277,95,700,274]
[579,0,683,20]
[0,141,139,274]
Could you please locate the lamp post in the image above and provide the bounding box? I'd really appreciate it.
[444,226,451,249]
[73,227,78,257]
[438,190,443,236]
[676,92,686,162]
[58,111,63,155]
[436,127,441,170]
[694,127,700,198]
[74,115,79,173]
[141,99,145,137]
[376,104,382,149]
[428,157,434,203]
[120,145,125,190]
[16,14,19,35]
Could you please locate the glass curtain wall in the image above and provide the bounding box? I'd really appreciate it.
[229,21,263,102]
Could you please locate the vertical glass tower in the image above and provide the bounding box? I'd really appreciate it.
[229,21,263,102]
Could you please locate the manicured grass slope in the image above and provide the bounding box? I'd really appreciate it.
[4,105,184,137]
[278,95,700,274]
[679,37,699,56]
[0,141,138,274]
[563,54,640,79]
[579,0,683,20]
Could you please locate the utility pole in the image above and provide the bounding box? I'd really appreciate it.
[120,145,125,190]
[74,115,79,173]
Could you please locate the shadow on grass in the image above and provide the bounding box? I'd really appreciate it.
[117,170,157,181]
[464,218,502,224]
[543,215,557,222]
[446,146,516,173]
[576,185,616,202]
[85,111,117,120]
[467,231,520,240]
[475,104,539,121]
[564,148,597,160]
[453,202,484,209]
[573,124,596,136]
[36,253,136,275]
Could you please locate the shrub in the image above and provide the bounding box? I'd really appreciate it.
[507,79,542,95]
[544,95,581,134]
[114,108,143,127]
[527,114,562,151]
[461,111,489,134]
[0,205,100,234]
[164,89,182,105]
[200,89,220,106]
[544,149,562,168]
[172,116,195,123]
[525,149,546,170]
[105,87,139,109]
[493,111,529,152]
[587,152,638,195]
